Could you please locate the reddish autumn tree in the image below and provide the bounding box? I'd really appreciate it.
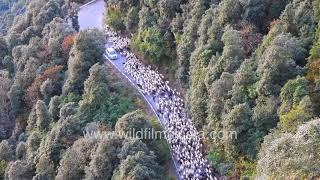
[62,34,76,54]
[268,19,285,31]
[238,23,262,56]
[37,44,50,63]
[306,59,320,82]
[26,66,64,106]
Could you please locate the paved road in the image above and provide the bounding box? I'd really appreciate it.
[78,1,181,179]
[78,0,105,30]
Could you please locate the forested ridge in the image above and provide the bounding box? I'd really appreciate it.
[0,0,320,179]
[0,0,170,179]
[0,0,28,34]
[105,0,320,178]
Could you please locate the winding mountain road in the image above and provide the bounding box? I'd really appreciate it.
[78,1,216,179]
[78,1,182,178]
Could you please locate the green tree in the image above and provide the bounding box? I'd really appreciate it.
[256,119,320,179]
[79,64,133,127]
[252,95,279,140]
[8,84,24,116]
[0,73,13,140]
[16,142,27,160]
[207,72,234,130]
[40,79,54,104]
[176,0,210,85]
[35,100,52,131]
[118,139,150,161]
[106,6,125,31]
[218,0,242,25]
[115,110,152,139]
[59,102,78,119]
[0,160,8,180]
[125,7,139,33]
[36,113,81,169]
[279,98,313,133]
[0,36,8,61]
[131,28,165,63]
[69,3,80,31]
[115,151,162,180]
[34,154,55,180]
[241,0,289,32]
[137,6,157,31]
[256,34,306,96]
[85,138,122,180]
[56,137,97,180]
[5,160,35,180]
[2,56,15,76]
[63,29,105,95]
[0,140,13,161]
[281,0,317,41]
[116,114,170,165]
[222,103,255,159]
[26,131,42,160]
[48,96,61,121]
[279,79,314,132]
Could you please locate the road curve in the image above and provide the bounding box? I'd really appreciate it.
[78,1,216,179]
[78,0,105,30]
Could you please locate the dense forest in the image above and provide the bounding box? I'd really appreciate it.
[0,0,28,34]
[0,0,171,179]
[105,0,320,178]
[0,0,320,179]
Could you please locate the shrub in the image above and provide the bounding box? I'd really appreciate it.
[0,160,8,179]
[131,28,166,63]
[106,7,125,31]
